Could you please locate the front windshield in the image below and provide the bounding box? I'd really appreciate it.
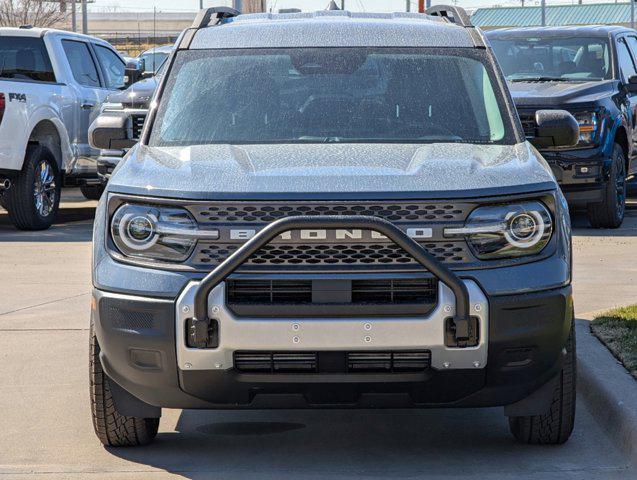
[489,35,611,82]
[149,48,511,146]
[139,50,169,74]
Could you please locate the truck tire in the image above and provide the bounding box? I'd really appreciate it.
[508,319,576,445]
[90,322,159,447]
[5,145,61,230]
[587,143,626,229]
[80,184,105,201]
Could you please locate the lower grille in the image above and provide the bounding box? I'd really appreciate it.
[234,351,431,374]
[193,242,471,270]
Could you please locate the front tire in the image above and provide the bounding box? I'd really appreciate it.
[90,322,159,447]
[5,144,61,230]
[587,143,626,229]
[508,320,576,445]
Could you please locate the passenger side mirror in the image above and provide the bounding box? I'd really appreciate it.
[626,74,637,93]
[528,110,579,149]
[89,111,137,150]
[124,59,142,87]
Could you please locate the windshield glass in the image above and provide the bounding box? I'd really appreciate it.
[139,50,169,73]
[149,48,511,146]
[489,35,611,82]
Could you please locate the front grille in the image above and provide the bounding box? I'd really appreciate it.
[518,111,536,138]
[193,242,471,269]
[226,278,437,305]
[234,351,431,373]
[131,114,147,140]
[189,201,472,224]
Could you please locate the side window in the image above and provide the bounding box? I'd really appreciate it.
[94,45,125,89]
[0,37,56,83]
[62,40,100,87]
[615,38,637,83]
[624,36,637,77]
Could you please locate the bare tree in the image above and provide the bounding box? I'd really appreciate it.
[0,0,69,28]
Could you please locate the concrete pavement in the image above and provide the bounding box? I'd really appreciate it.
[0,192,636,479]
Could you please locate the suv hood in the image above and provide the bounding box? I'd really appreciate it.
[509,80,617,107]
[107,142,556,200]
[106,76,158,108]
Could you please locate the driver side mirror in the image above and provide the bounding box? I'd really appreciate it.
[626,74,637,93]
[529,110,579,149]
[89,111,137,150]
[124,59,142,88]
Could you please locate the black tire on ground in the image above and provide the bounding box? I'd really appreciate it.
[5,144,61,230]
[587,143,626,229]
[90,322,159,447]
[80,184,105,201]
[508,319,576,445]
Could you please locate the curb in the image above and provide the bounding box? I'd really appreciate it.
[576,319,637,467]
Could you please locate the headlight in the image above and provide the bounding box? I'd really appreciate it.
[445,201,553,260]
[573,111,599,146]
[111,203,198,262]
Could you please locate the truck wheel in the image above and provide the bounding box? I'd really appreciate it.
[90,322,159,447]
[587,143,626,229]
[80,184,105,201]
[5,145,61,230]
[508,320,576,444]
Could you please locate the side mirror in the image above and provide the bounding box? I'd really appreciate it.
[124,59,142,87]
[529,109,579,149]
[89,111,137,150]
[141,70,155,79]
[626,74,637,93]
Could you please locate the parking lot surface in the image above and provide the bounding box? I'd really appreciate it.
[0,191,635,479]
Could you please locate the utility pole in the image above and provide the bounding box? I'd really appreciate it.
[233,0,242,12]
[540,0,546,26]
[341,0,345,9]
[632,0,635,29]
[71,0,76,32]
[199,0,203,9]
[81,0,87,34]
[406,0,410,12]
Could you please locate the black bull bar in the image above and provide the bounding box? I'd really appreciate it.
[190,215,472,347]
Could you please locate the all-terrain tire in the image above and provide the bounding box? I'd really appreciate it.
[587,143,626,229]
[5,144,61,230]
[508,320,576,444]
[90,322,159,447]
[80,184,105,201]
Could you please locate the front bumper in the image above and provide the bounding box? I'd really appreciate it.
[94,283,572,410]
[541,147,608,205]
[97,152,125,181]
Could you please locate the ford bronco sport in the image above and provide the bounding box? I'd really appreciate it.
[89,6,580,447]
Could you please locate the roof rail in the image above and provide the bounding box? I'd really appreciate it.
[179,6,240,50]
[425,5,472,28]
[191,6,240,29]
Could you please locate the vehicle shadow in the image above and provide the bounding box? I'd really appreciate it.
[0,207,95,242]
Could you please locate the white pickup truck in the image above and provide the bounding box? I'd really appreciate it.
[0,26,134,230]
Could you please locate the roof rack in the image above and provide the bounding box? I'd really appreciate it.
[424,5,472,28]
[425,5,485,48]
[191,6,240,29]
[179,6,240,50]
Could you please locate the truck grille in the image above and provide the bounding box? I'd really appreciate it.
[131,114,147,140]
[234,351,431,373]
[518,111,536,138]
[193,242,471,269]
[189,201,472,224]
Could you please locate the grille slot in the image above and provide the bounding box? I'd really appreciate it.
[194,242,470,269]
[352,278,437,304]
[518,111,536,138]
[227,280,312,304]
[131,114,147,140]
[189,201,471,224]
[234,351,430,373]
[234,352,318,373]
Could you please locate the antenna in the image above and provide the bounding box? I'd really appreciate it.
[326,1,340,10]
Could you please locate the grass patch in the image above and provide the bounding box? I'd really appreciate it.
[592,305,637,379]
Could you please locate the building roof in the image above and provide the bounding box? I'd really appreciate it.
[472,3,637,28]
[190,10,475,49]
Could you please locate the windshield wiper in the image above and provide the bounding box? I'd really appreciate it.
[510,76,569,82]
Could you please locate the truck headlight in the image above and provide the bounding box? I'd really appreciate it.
[445,201,552,259]
[573,111,599,146]
[111,203,197,262]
